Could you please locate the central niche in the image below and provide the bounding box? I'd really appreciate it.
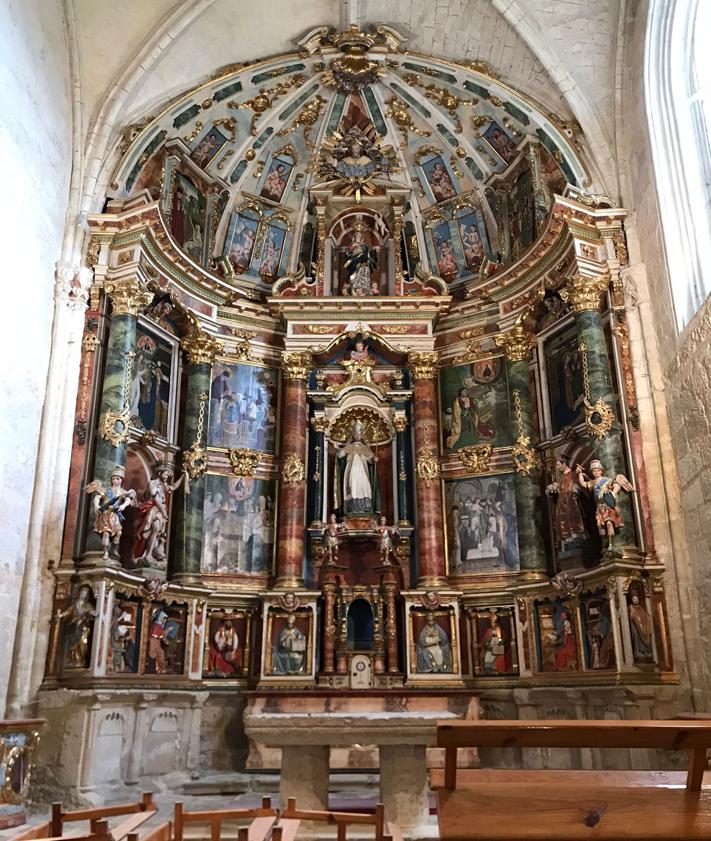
[347,598,375,650]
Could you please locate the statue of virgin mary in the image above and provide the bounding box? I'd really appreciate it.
[333,420,381,516]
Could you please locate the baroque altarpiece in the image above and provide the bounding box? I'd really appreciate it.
[41,26,675,790]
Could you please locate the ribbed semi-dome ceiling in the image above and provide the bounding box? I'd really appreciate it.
[111,24,587,300]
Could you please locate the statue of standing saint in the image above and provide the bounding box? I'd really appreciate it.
[334,420,380,517]
[343,230,378,296]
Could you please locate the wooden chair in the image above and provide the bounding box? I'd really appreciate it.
[435,719,711,840]
[277,798,402,841]
[173,797,277,841]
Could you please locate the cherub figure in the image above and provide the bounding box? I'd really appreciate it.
[85,466,137,560]
[376,515,399,566]
[576,459,635,551]
[323,513,347,566]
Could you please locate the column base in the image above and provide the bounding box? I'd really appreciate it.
[78,550,122,570]
[517,570,549,583]
[417,576,449,588]
[273,576,305,589]
[169,572,203,586]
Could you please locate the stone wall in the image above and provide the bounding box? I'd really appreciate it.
[0,0,72,716]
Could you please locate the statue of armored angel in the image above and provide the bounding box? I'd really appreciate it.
[576,458,635,551]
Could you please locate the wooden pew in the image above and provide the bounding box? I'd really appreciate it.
[49,792,157,841]
[278,797,402,841]
[13,818,113,841]
[435,719,711,841]
[173,797,277,841]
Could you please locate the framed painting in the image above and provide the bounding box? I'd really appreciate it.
[257,221,288,280]
[191,125,229,169]
[129,321,177,440]
[259,155,294,203]
[208,361,278,452]
[545,323,584,434]
[201,474,276,575]
[580,591,616,670]
[224,210,260,274]
[169,171,206,262]
[440,358,512,452]
[264,608,314,679]
[454,210,488,274]
[107,595,142,674]
[420,155,459,203]
[407,606,460,679]
[482,121,518,164]
[143,603,186,675]
[445,473,519,574]
[507,168,536,260]
[470,607,519,676]
[430,220,459,279]
[534,598,579,673]
[203,609,252,678]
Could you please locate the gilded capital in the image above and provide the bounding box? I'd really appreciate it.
[104,277,153,317]
[181,327,223,365]
[408,351,439,381]
[282,350,313,380]
[560,274,610,313]
[311,416,329,433]
[495,323,536,362]
[393,415,408,433]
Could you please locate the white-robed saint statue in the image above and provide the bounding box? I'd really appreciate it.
[333,420,380,517]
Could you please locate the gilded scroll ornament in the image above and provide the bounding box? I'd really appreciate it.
[494,322,536,362]
[579,343,615,439]
[559,274,610,313]
[181,323,223,365]
[229,448,262,477]
[311,416,329,433]
[99,349,135,447]
[416,450,441,487]
[282,454,305,487]
[183,391,209,480]
[408,351,438,381]
[282,350,312,380]
[104,277,153,317]
[458,443,493,473]
[511,389,539,476]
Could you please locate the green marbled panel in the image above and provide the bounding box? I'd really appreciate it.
[87,313,137,554]
[508,358,547,573]
[171,361,211,578]
[575,311,635,545]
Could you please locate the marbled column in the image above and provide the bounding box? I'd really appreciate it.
[564,274,635,544]
[87,277,152,556]
[408,352,446,587]
[171,326,222,583]
[496,325,547,576]
[275,351,312,588]
[394,414,411,526]
[310,417,327,527]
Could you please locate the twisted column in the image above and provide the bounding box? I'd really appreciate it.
[86,277,152,558]
[408,352,447,587]
[496,324,546,576]
[171,324,222,583]
[275,351,312,587]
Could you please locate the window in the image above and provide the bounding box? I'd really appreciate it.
[646,0,711,328]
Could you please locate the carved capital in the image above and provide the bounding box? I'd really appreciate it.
[104,277,153,317]
[495,323,536,362]
[282,350,313,380]
[181,326,223,365]
[408,351,438,380]
[393,415,408,433]
[311,416,329,433]
[560,274,610,313]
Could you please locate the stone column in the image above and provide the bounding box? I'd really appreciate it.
[562,274,634,545]
[379,744,430,830]
[87,277,152,557]
[310,417,327,527]
[408,352,446,587]
[394,415,411,526]
[171,325,222,584]
[275,351,312,588]
[496,324,547,576]
[280,745,330,810]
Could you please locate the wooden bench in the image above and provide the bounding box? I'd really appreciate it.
[12,818,113,841]
[13,794,157,841]
[435,720,711,840]
[277,798,402,841]
[173,797,277,841]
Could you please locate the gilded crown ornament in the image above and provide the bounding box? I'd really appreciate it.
[182,322,223,365]
[320,26,385,92]
[495,321,536,362]
[408,351,438,381]
[282,350,312,380]
[560,274,610,313]
[104,277,153,317]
